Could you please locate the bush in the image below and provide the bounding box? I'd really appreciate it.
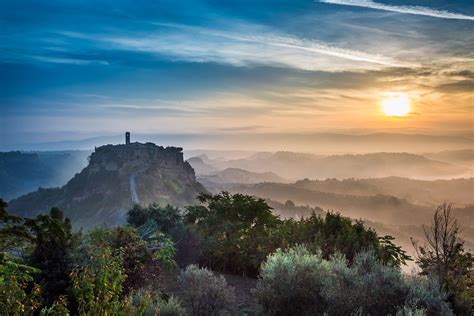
[254,247,453,316]
[322,250,407,315]
[255,246,328,315]
[396,306,427,316]
[71,245,125,315]
[160,296,187,316]
[178,265,235,316]
[0,253,42,315]
[404,276,453,316]
[126,288,186,316]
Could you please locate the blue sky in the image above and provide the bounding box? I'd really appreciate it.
[1,0,473,148]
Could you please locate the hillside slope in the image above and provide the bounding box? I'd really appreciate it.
[9,142,205,228]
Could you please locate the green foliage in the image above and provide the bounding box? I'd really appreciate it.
[88,227,161,294]
[185,192,281,275]
[0,199,31,253]
[160,296,187,316]
[185,192,409,276]
[153,233,177,270]
[255,246,328,315]
[378,235,412,266]
[39,296,70,316]
[126,288,186,316]
[322,250,408,315]
[0,253,42,315]
[178,265,235,316]
[396,306,427,316]
[71,245,125,315]
[128,204,184,268]
[292,212,409,266]
[26,207,74,306]
[255,246,453,316]
[404,276,453,315]
[128,203,183,234]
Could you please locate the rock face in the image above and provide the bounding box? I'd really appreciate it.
[9,142,206,228]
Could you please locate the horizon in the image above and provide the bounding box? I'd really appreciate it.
[2,130,473,153]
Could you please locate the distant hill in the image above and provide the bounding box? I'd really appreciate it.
[0,150,89,200]
[8,142,206,228]
[223,182,435,226]
[211,152,469,180]
[222,180,473,228]
[198,168,288,184]
[293,177,474,207]
[424,149,474,167]
[186,156,217,175]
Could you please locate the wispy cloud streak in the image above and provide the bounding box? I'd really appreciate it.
[318,0,474,20]
[105,22,416,69]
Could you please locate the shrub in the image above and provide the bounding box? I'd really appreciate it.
[125,288,185,316]
[160,296,187,316]
[404,276,453,316]
[396,306,427,316]
[178,265,235,316]
[322,250,407,315]
[71,245,125,315]
[255,247,453,316]
[255,246,328,315]
[0,253,42,315]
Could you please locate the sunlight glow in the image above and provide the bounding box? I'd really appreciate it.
[381,93,411,117]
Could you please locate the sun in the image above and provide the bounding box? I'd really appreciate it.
[381,93,411,117]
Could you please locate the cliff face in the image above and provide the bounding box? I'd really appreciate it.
[9,142,206,228]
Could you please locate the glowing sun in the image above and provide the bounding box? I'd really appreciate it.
[381,93,410,117]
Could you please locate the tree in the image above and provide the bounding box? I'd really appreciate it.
[87,227,161,295]
[127,203,182,234]
[0,199,31,253]
[412,203,473,315]
[184,192,281,276]
[26,207,74,306]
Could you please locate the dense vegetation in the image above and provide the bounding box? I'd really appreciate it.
[1,193,472,315]
[185,192,410,276]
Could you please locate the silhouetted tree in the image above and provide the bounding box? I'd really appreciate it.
[412,203,473,314]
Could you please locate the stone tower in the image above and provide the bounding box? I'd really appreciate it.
[125,132,130,145]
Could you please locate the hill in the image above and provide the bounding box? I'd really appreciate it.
[212,152,469,180]
[8,142,205,228]
[293,177,474,207]
[0,150,89,200]
[424,149,474,167]
[198,168,288,184]
[186,156,217,175]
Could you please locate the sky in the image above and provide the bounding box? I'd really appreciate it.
[1,0,473,149]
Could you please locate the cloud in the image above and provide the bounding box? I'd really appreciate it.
[31,55,109,65]
[317,0,474,20]
[436,80,474,93]
[101,22,416,72]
